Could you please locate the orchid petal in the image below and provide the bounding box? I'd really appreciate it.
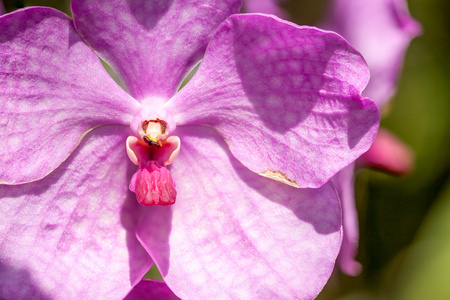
[331,164,362,276]
[167,14,380,188]
[323,0,422,107]
[71,0,241,101]
[0,7,140,185]
[0,125,152,299]
[137,126,342,299]
[125,279,180,300]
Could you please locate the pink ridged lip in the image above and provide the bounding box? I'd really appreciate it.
[129,161,177,206]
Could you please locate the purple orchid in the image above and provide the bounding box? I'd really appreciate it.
[0,0,380,298]
[323,0,421,275]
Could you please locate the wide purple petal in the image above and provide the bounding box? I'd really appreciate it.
[331,163,362,276]
[136,125,342,299]
[71,0,241,101]
[125,279,180,300]
[323,0,421,107]
[0,125,152,299]
[167,14,380,188]
[0,7,140,185]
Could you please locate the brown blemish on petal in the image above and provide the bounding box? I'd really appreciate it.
[258,170,299,188]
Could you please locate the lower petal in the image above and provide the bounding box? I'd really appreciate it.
[0,125,152,299]
[136,126,342,299]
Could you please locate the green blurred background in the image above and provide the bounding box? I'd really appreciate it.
[3,0,449,298]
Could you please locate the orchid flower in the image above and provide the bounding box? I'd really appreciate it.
[0,0,380,298]
[323,0,421,275]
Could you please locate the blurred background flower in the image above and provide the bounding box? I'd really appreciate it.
[2,0,449,298]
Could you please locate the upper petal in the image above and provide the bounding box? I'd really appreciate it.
[167,14,380,188]
[136,126,342,299]
[71,0,241,101]
[0,125,152,299]
[0,7,140,185]
[125,279,180,300]
[322,0,422,107]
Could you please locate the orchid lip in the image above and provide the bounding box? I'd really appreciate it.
[126,133,180,207]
